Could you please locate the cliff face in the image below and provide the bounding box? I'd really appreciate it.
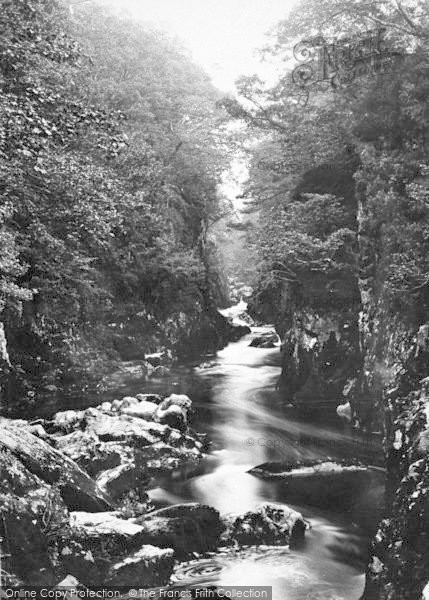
[267,177,429,598]
[275,298,361,418]
[357,182,429,600]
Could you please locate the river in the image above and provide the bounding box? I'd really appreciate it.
[145,325,384,600]
[25,318,382,599]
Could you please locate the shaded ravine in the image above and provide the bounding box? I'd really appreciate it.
[148,327,384,600]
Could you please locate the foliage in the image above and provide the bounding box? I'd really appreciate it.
[255,194,357,308]
[224,0,428,317]
[0,0,230,409]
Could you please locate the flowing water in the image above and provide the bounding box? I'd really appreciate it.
[27,317,383,599]
[147,325,384,600]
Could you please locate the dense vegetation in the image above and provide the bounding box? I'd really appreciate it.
[0,0,231,411]
[224,0,428,324]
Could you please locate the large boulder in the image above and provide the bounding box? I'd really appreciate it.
[0,420,113,512]
[105,545,174,587]
[133,503,224,557]
[0,449,68,585]
[60,512,145,585]
[221,503,306,548]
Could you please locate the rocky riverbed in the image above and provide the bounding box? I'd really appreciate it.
[0,391,306,588]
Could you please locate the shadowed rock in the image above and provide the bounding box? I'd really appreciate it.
[0,420,113,512]
[0,449,68,585]
[249,333,278,348]
[133,503,224,557]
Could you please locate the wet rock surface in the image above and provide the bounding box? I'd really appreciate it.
[221,503,306,549]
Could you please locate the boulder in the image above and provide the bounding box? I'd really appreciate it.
[111,399,122,411]
[158,393,192,411]
[61,512,146,584]
[248,458,368,481]
[221,503,305,548]
[54,430,122,476]
[136,393,163,405]
[155,394,192,432]
[198,361,217,370]
[120,400,158,421]
[0,420,113,512]
[0,449,68,585]
[57,540,101,586]
[249,333,278,348]
[248,459,383,517]
[133,503,224,557]
[156,404,187,431]
[337,401,352,422]
[47,410,86,434]
[134,442,201,474]
[96,463,150,501]
[229,324,251,341]
[144,352,165,367]
[85,413,169,445]
[105,545,174,587]
[69,511,144,539]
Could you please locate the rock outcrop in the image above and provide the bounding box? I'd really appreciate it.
[0,390,207,587]
[0,419,113,512]
[276,310,361,416]
[362,375,429,600]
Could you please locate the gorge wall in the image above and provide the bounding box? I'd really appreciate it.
[252,170,429,599]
